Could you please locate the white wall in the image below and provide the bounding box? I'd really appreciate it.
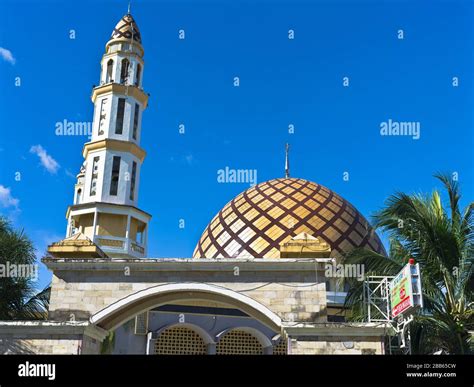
[91,95,143,146]
[82,149,142,206]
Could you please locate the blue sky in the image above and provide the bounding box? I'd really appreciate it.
[0,0,473,291]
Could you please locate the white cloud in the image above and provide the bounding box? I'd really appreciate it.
[65,169,76,179]
[30,145,60,174]
[0,47,16,65]
[0,185,19,208]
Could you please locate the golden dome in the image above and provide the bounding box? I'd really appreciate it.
[193,178,386,259]
[110,14,142,44]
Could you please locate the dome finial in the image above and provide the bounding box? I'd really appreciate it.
[127,1,131,15]
[285,143,290,178]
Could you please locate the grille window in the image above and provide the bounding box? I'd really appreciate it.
[134,312,148,335]
[273,338,288,355]
[216,330,263,355]
[154,327,206,355]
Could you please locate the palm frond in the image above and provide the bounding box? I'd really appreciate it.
[344,174,473,354]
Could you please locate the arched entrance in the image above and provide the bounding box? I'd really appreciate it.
[90,283,282,332]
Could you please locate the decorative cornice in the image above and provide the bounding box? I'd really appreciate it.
[105,38,144,57]
[82,139,146,162]
[41,257,333,273]
[91,83,148,108]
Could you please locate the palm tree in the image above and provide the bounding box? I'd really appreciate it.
[0,217,50,320]
[343,174,473,354]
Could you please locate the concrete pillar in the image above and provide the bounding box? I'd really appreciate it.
[263,345,273,355]
[66,216,72,237]
[143,223,148,255]
[92,210,98,242]
[125,214,131,253]
[146,331,156,355]
[207,343,216,355]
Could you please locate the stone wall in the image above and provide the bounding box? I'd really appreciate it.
[0,322,107,355]
[48,267,328,324]
[290,335,384,355]
[26,259,391,355]
[0,337,81,355]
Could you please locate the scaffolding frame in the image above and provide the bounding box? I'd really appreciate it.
[363,275,393,323]
[363,275,415,354]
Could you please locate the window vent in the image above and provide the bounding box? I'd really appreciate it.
[134,311,148,335]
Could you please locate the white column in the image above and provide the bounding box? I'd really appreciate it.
[66,216,72,237]
[146,331,156,355]
[143,224,148,256]
[125,214,131,254]
[263,345,273,355]
[92,210,98,242]
[207,343,216,355]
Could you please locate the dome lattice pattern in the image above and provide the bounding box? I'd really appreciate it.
[193,178,385,259]
[111,14,142,44]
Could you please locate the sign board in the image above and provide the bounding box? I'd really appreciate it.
[389,262,423,318]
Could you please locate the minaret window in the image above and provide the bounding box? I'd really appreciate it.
[75,189,82,204]
[115,98,125,134]
[109,156,121,196]
[90,156,100,196]
[120,58,130,84]
[135,64,141,87]
[132,103,140,140]
[130,161,137,200]
[98,98,107,135]
[106,59,114,83]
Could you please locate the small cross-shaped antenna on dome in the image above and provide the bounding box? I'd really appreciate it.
[285,143,290,178]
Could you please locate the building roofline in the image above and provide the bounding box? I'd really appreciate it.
[42,256,333,272]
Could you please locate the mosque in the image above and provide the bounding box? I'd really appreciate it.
[0,11,392,355]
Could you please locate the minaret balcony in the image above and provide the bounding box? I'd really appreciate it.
[95,235,146,258]
[99,79,144,91]
[66,202,151,259]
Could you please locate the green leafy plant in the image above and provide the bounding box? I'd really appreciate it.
[344,174,473,354]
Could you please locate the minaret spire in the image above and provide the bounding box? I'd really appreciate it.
[285,143,290,178]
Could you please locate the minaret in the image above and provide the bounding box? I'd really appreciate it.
[65,11,151,258]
